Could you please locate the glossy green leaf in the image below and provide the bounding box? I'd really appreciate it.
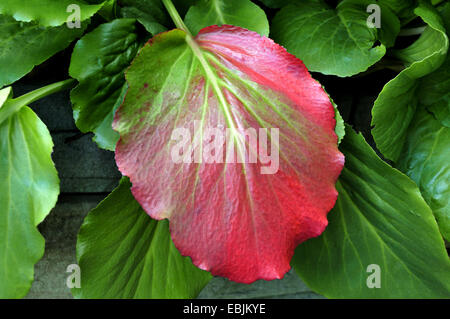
[0,15,85,88]
[397,107,450,241]
[292,126,450,298]
[371,1,448,161]
[0,88,59,298]
[73,178,212,298]
[119,0,170,35]
[271,0,397,77]
[69,19,140,151]
[372,3,450,241]
[184,0,269,36]
[0,0,103,27]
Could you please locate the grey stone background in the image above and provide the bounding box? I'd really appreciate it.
[14,63,322,299]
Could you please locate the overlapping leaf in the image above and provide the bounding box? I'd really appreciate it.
[418,3,450,128]
[397,107,450,241]
[74,178,212,298]
[0,87,59,298]
[371,2,450,240]
[379,0,417,23]
[113,25,344,283]
[69,19,140,150]
[119,0,170,35]
[184,0,269,36]
[419,56,450,127]
[371,1,448,162]
[0,15,85,88]
[292,126,450,298]
[271,0,399,77]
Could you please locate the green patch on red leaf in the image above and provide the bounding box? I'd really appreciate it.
[113,25,344,283]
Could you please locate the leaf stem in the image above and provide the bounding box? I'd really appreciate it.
[0,79,76,125]
[161,0,192,37]
[12,79,76,107]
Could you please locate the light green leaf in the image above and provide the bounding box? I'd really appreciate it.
[0,89,59,298]
[271,0,396,77]
[371,1,448,161]
[292,126,450,298]
[69,19,140,151]
[397,107,450,241]
[0,0,103,27]
[184,0,269,36]
[119,0,170,35]
[73,178,212,298]
[0,15,85,88]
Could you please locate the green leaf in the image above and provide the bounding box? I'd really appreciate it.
[257,0,296,9]
[371,1,448,161]
[0,15,85,88]
[292,126,450,298]
[418,3,450,127]
[419,56,450,127]
[119,0,170,35]
[0,88,59,298]
[397,107,450,241]
[184,0,269,36]
[271,0,396,77]
[379,0,417,23]
[73,178,212,298]
[373,3,450,241]
[69,19,140,151]
[0,0,103,27]
[376,2,401,48]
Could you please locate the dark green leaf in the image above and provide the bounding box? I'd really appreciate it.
[119,0,170,35]
[73,178,212,298]
[271,0,397,77]
[257,0,296,9]
[379,0,417,23]
[419,3,450,127]
[397,107,450,241]
[69,19,140,151]
[292,126,450,298]
[371,1,448,161]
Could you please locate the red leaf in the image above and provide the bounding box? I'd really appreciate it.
[113,25,344,283]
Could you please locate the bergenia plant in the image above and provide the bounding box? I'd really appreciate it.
[0,0,449,299]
